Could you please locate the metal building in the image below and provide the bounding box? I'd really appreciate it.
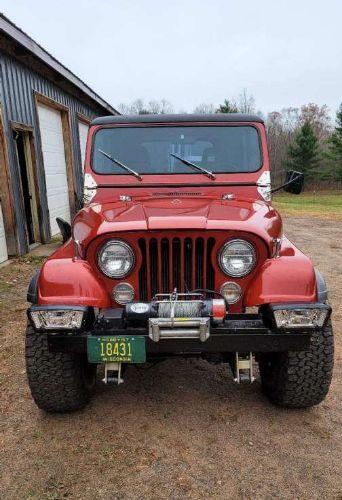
[0,14,117,261]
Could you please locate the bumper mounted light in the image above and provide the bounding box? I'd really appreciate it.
[270,303,331,330]
[29,306,87,331]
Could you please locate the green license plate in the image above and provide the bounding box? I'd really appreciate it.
[87,336,146,364]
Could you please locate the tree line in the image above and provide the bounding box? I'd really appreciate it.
[118,93,342,184]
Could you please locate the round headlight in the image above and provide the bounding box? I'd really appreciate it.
[98,240,135,278]
[112,282,135,304]
[219,239,256,277]
[220,282,242,304]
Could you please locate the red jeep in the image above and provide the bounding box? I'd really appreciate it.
[26,114,333,412]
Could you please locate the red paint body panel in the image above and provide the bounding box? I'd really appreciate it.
[245,237,317,305]
[73,197,282,253]
[38,258,111,307]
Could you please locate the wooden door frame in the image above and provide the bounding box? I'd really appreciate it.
[76,112,91,125]
[11,122,41,244]
[34,92,77,220]
[0,106,17,255]
[76,112,90,172]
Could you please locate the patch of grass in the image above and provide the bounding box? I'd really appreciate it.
[273,191,342,218]
[34,459,46,470]
[0,281,12,293]
[19,255,46,265]
[50,235,63,243]
[26,490,37,499]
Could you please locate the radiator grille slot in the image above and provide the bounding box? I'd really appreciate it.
[138,236,216,301]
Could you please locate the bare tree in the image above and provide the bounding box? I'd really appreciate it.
[118,99,174,115]
[129,99,148,114]
[281,107,300,132]
[117,102,132,115]
[299,103,331,144]
[147,100,161,114]
[159,99,174,114]
[266,103,333,185]
[193,103,215,114]
[238,88,255,114]
[266,110,301,184]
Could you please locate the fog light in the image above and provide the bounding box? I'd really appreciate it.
[220,282,242,304]
[113,282,134,305]
[30,308,85,330]
[273,307,329,329]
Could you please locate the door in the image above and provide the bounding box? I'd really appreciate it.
[13,129,40,245]
[78,120,89,170]
[37,104,71,235]
[0,202,8,263]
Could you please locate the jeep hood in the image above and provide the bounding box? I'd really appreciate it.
[73,196,282,251]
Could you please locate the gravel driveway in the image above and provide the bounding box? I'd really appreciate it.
[0,216,341,499]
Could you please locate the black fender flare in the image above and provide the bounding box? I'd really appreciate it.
[56,217,71,243]
[27,268,41,304]
[315,268,328,303]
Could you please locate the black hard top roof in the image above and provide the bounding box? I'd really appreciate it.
[91,113,264,126]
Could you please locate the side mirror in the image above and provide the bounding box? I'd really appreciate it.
[271,170,304,195]
[284,170,304,195]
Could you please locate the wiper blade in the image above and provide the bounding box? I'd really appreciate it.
[170,153,216,180]
[98,149,142,181]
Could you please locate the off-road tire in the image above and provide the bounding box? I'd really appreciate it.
[259,321,334,408]
[25,325,96,412]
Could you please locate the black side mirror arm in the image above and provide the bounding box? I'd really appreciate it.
[271,175,303,194]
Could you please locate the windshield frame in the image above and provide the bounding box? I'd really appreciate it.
[90,123,264,177]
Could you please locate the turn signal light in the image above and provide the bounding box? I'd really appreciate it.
[29,307,86,330]
[271,304,330,329]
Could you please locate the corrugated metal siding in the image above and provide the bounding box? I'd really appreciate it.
[0,49,109,254]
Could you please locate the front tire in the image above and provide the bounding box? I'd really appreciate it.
[259,321,334,408]
[25,325,96,412]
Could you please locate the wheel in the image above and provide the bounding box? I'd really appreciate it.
[25,325,96,412]
[259,321,334,408]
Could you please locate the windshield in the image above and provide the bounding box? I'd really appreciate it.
[92,125,262,175]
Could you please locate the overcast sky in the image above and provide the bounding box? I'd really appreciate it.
[1,0,341,116]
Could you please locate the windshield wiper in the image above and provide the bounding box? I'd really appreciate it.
[170,153,216,180]
[98,149,142,181]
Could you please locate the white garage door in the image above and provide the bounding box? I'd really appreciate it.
[0,203,8,263]
[78,121,89,170]
[38,104,70,236]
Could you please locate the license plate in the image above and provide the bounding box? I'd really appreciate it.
[87,336,146,363]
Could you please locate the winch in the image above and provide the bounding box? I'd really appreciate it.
[124,289,226,342]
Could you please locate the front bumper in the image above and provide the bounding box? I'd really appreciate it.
[47,314,313,356]
[28,302,331,360]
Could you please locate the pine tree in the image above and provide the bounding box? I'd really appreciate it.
[285,122,319,178]
[326,104,342,181]
[216,99,238,113]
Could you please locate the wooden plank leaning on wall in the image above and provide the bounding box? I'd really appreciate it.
[0,105,17,255]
